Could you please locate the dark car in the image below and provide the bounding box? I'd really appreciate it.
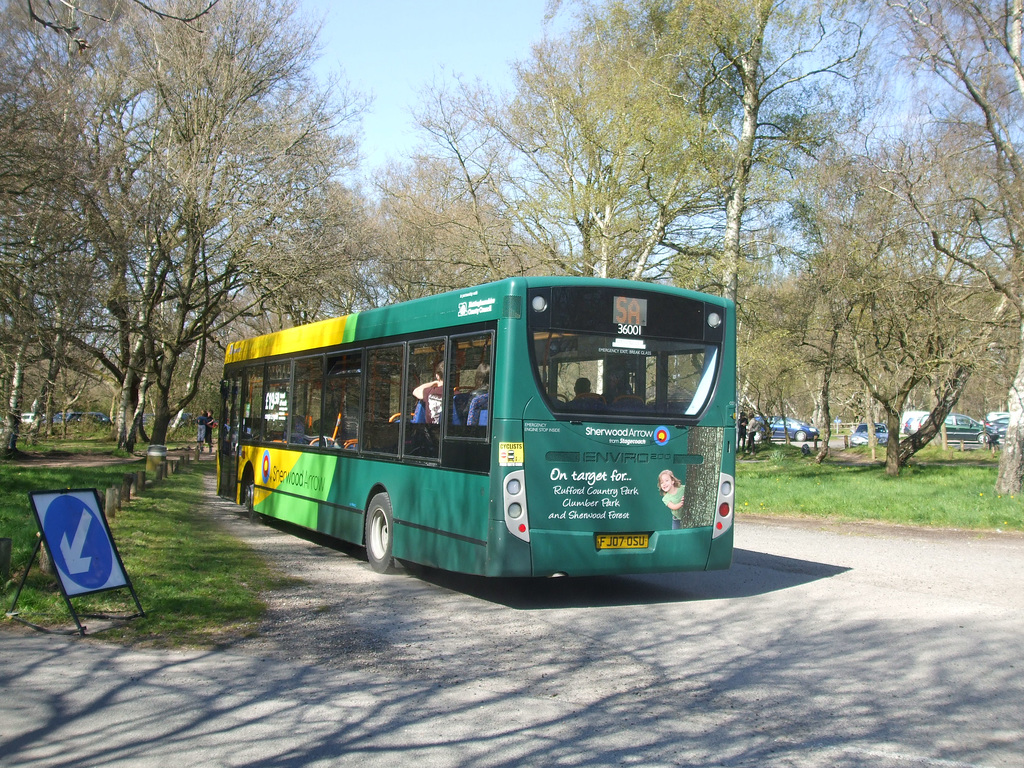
[984,416,1009,444]
[940,413,987,444]
[753,417,820,443]
[52,411,110,425]
[850,422,888,446]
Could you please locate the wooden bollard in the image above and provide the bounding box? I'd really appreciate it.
[0,537,11,582]
[105,486,119,519]
[39,539,51,575]
[135,470,146,495]
[122,473,133,503]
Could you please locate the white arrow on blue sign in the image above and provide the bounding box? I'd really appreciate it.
[32,490,128,597]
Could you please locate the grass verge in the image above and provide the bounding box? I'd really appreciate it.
[738,444,1023,531]
[1,456,294,647]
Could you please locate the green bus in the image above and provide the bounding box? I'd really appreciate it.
[217,277,735,577]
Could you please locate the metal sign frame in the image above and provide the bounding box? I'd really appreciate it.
[7,489,144,636]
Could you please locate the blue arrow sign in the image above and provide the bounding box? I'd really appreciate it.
[31,490,127,597]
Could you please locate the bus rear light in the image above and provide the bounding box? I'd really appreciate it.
[503,469,530,542]
[713,472,734,539]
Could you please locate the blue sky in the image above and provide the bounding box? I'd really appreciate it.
[301,1,561,172]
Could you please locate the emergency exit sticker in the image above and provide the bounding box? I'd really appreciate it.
[499,442,524,467]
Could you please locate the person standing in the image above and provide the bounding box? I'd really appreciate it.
[196,411,209,453]
[738,413,749,453]
[204,410,216,453]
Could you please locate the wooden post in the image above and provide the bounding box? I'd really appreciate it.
[39,540,52,575]
[105,487,118,519]
[0,537,11,582]
[122,473,134,503]
[135,470,146,495]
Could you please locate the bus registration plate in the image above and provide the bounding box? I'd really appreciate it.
[595,533,649,550]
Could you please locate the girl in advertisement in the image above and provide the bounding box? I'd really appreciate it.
[658,469,686,529]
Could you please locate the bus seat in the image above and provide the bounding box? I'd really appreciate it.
[411,401,426,423]
[467,393,489,426]
[452,392,473,425]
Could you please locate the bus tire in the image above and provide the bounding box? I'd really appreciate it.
[365,492,395,573]
[241,466,256,521]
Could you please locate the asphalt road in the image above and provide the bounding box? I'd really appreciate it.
[1,476,1022,768]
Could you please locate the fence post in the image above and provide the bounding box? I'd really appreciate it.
[135,470,146,495]
[105,487,118,519]
[122,473,134,503]
[0,537,11,582]
[39,540,51,575]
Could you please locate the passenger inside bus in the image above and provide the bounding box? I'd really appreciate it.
[412,362,445,424]
[467,363,490,426]
[568,377,605,409]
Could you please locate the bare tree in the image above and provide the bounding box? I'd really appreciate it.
[792,138,1000,474]
[26,0,219,52]
[886,0,1024,493]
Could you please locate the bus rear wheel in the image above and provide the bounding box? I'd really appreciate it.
[365,492,395,573]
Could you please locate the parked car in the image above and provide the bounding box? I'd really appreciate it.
[52,411,111,425]
[986,411,1009,423]
[901,410,930,434]
[939,413,987,444]
[753,416,820,443]
[984,416,1009,444]
[850,422,889,446]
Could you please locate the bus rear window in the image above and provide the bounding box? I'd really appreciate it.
[531,331,719,420]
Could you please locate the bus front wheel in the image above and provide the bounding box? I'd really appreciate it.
[241,467,256,520]
[365,493,395,573]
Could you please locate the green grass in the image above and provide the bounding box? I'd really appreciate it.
[738,444,1024,531]
[1,453,294,647]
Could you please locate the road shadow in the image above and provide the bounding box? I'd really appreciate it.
[401,548,850,610]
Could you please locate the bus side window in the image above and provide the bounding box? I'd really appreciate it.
[406,339,445,460]
[242,365,264,440]
[325,352,361,450]
[363,345,402,455]
[263,363,291,443]
[291,356,323,445]
[448,332,492,439]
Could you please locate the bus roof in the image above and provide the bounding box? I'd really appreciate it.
[224,277,730,366]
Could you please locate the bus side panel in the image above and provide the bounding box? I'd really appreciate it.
[244,446,495,574]
[387,465,491,574]
[332,456,493,575]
